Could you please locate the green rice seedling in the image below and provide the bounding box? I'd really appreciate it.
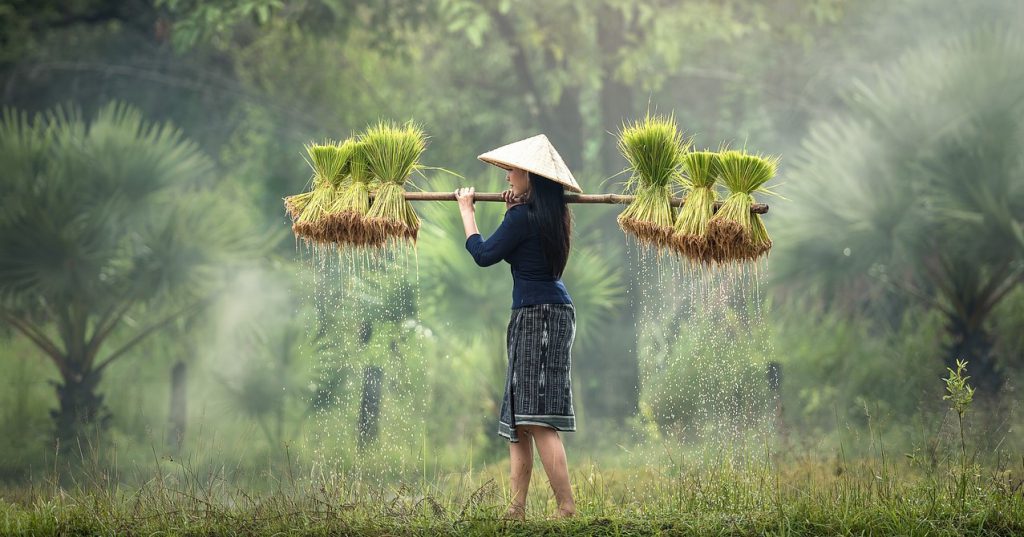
[616,112,691,252]
[283,190,314,222]
[362,120,427,246]
[671,150,722,263]
[706,150,778,263]
[323,139,383,247]
[291,140,351,243]
[283,143,329,223]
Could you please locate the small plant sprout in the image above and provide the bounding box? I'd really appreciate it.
[942,357,976,508]
[942,358,975,417]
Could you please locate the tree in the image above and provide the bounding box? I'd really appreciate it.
[772,29,1024,400]
[0,102,268,452]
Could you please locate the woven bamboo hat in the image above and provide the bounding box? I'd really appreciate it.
[477,134,582,193]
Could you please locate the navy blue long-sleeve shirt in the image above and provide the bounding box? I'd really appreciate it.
[465,204,573,309]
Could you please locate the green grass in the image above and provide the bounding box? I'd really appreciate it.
[3,449,1023,536]
[1,363,1018,535]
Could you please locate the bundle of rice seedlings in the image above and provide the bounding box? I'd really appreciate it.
[706,150,779,263]
[362,120,427,246]
[616,112,691,252]
[284,190,314,221]
[671,150,722,263]
[322,139,383,247]
[291,140,351,243]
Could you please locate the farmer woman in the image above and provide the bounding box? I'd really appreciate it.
[454,134,581,520]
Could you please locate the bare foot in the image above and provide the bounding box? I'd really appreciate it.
[552,506,576,519]
[501,504,526,521]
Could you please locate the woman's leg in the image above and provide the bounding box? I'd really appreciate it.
[506,428,534,519]
[521,425,576,517]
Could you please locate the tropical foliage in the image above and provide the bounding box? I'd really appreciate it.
[771,29,1024,399]
[0,102,270,451]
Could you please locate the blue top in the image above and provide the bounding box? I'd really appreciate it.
[465,204,573,309]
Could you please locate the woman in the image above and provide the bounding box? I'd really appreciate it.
[454,134,582,520]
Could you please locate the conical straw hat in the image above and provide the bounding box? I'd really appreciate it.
[477,134,582,193]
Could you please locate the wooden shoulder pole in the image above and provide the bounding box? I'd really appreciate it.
[389,191,769,214]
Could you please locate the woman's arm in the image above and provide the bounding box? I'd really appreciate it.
[455,187,479,239]
[456,186,529,267]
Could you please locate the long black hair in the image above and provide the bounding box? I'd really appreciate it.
[525,171,572,278]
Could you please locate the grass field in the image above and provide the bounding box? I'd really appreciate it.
[3,441,1023,536]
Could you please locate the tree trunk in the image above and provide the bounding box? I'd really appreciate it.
[49,363,111,454]
[167,360,187,453]
[357,365,383,452]
[767,361,787,442]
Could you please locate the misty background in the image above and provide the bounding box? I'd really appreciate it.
[1,0,1023,485]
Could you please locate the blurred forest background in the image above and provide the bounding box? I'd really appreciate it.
[1,0,1023,484]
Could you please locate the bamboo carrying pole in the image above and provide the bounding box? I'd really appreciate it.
[373,191,769,214]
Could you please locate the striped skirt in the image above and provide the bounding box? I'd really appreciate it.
[498,303,576,443]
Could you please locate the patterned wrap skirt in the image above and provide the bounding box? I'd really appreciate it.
[498,303,576,443]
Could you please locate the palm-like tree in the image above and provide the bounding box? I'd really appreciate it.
[771,29,1024,398]
[0,102,268,451]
